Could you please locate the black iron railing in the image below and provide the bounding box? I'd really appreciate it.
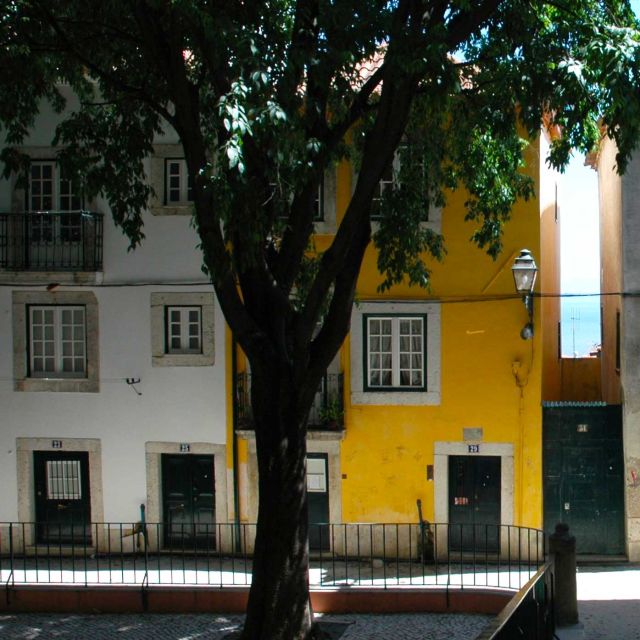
[475,561,555,640]
[236,373,344,430]
[0,211,104,271]
[1,521,545,590]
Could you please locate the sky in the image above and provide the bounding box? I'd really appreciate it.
[559,154,600,356]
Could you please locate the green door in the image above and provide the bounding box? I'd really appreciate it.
[34,451,91,544]
[448,455,501,553]
[543,404,624,555]
[162,454,216,548]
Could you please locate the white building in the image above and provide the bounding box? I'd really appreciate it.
[0,88,230,552]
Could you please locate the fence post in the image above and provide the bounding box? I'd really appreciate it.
[549,523,578,627]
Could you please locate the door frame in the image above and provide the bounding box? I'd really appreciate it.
[161,452,216,548]
[16,437,104,549]
[307,452,330,551]
[145,441,228,552]
[434,441,514,556]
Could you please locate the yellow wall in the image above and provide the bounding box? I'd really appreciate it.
[336,141,544,529]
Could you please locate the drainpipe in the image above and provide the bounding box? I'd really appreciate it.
[231,337,242,551]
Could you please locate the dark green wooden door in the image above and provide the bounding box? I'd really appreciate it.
[448,455,501,552]
[162,454,215,548]
[34,451,91,544]
[543,404,624,555]
[307,454,330,551]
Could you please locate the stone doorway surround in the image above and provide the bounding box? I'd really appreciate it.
[15,437,104,549]
[434,441,516,558]
[144,441,229,552]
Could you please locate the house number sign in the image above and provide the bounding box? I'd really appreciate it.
[51,440,62,449]
[468,444,480,453]
[180,443,191,453]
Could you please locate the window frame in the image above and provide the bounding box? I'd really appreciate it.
[28,304,87,379]
[165,305,203,355]
[27,160,83,212]
[151,292,215,367]
[350,300,441,406]
[13,291,99,393]
[363,313,427,392]
[164,158,193,205]
[369,143,431,223]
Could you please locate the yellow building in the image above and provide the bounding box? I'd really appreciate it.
[232,129,561,554]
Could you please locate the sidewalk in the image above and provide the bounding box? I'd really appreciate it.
[0,612,491,639]
[1,565,638,639]
[576,565,640,639]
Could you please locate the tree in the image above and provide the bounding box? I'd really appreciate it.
[1,1,639,637]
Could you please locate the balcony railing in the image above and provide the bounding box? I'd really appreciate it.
[0,211,104,271]
[236,372,344,430]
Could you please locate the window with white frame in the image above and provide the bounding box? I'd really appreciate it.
[29,305,86,378]
[369,143,431,222]
[365,315,425,390]
[28,161,83,242]
[370,159,396,220]
[151,293,214,367]
[166,306,202,354]
[165,159,193,204]
[29,161,82,211]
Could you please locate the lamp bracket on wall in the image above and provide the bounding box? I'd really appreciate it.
[126,377,142,396]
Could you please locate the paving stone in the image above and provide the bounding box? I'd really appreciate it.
[0,612,490,639]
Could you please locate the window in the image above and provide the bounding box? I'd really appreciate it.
[370,160,396,220]
[365,316,424,389]
[369,144,433,224]
[28,161,83,242]
[151,292,215,367]
[13,291,99,393]
[165,159,193,204]
[46,459,82,499]
[166,306,202,354]
[29,161,82,211]
[350,301,440,405]
[29,306,86,378]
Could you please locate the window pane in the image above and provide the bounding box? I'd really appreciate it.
[30,306,86,378]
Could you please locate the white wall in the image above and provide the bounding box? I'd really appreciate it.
[0,92,228,525]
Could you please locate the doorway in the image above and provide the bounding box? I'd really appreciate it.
[543,404,624,555]
[161,454,216,548]
[307,454,330,551]
[34,451,91,544]
[448,455,501,553]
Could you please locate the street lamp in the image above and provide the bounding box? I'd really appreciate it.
[511,249,538,340]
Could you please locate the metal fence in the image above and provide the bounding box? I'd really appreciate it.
[475,561,555,640]
[0,211,104,271]
[1,521,545,592]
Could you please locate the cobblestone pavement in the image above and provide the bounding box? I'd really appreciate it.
[0,612,492,639]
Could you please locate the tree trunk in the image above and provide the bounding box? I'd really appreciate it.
[240,365,321,640]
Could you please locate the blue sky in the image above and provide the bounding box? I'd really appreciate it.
[558,1,640,355]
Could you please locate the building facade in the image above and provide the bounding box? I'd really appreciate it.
[0,87,231,553]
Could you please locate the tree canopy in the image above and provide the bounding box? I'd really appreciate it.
[2,1,640,638]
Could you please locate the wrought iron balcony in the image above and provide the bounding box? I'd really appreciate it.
[0,211,104,271]
[235,372,344,431]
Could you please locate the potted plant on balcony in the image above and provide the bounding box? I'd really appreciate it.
[318,395,344,430]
